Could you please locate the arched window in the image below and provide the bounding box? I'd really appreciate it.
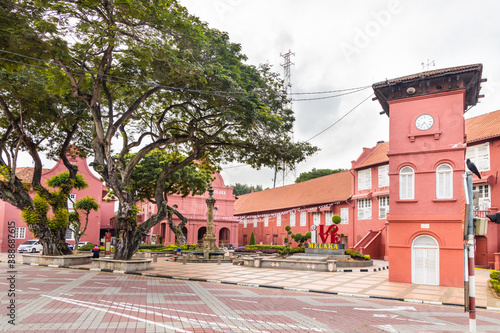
[399,166,414,200]
[436,164,453,199]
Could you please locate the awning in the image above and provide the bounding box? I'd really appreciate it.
[473,174,495,186]
[352,192,373,200]
[373,190,389,197]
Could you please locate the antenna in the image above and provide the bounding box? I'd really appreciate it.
[274,50,297,187]
[421,59,435,70]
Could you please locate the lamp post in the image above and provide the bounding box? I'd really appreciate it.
[203,186,218,259]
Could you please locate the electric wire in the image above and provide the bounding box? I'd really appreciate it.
[0,49,371,101]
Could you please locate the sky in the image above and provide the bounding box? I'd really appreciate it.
[179,0,500,189]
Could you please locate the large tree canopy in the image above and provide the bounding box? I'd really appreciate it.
[294,168,346,183]
[1,0,318,259]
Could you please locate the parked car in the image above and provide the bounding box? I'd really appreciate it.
[66,243,74,250]
[17,240,43,253]
[77,241,91,248]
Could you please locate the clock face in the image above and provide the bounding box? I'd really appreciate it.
[415,114,434,130]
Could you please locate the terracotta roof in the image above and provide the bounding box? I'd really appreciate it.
[353,142,389,169]
[465,110,500,143]
[10,167,50,183]
[234,171,352,215]
[373,64,483,87]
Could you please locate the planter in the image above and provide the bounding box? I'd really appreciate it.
[91,258,152,272]
[22,254,92,266]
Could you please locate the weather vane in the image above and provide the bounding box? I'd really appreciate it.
[421,59,435,70]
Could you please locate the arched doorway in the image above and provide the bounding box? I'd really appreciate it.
[219,227,230,247]
[411,235,439,285]
[197,227,206,245]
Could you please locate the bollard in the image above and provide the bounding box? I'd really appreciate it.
[217,256,222,265]
[182,254,187,265]
[152,254,158,263]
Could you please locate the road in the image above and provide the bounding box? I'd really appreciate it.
[1,264,499,332]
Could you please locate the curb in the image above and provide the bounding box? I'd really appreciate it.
[6,260,498,312]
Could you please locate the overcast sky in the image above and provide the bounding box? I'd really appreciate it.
[179,0,500,189]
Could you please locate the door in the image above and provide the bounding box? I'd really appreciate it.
[475,236,488,266]
[411,235,439,285]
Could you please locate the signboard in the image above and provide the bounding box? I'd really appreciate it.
[105,232,111,257]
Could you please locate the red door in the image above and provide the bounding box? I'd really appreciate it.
[475,236,488,267]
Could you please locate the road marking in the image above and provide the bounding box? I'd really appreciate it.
[354,306,416,311]
[374,314,446,325]
[28,287,40,290]
[94,282,108,285]
[374,325,398,332]
[303,307,337,313]
[231,299,258,304]
[114,301,328,332]
[130,287,146,290]
[42,295,193,333]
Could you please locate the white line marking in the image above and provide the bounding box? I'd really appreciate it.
[303,307,337,313]
[94,282,108,285]
[231,299,258,304]
[42,295,192,332]
[354,306,416,311]
[28,287,40,290]
[374,325,398,332]
[130,287,146,290]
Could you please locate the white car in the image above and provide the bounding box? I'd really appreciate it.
[17,240,43,253]
[77,241,91,248]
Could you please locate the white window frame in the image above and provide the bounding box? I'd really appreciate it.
[68,193,76,211]
[357,199,372,220]
[473,184,491,211]
[358,169,372,190]
[13,227,26,239]
[290,212,296,226]
[324,211,333,225]
[243,218,247,228]
[253,218,257,228]
[65,229,75,240]
[340,208,349,224]
[264,216,269,227]
[378,165,389,187]
[466,142,490,172]
[300,212,307,226]
[276,214,281,226]
[436,164,453,199]
[378,196,389,219]
[313,212,321,226]
[400,166,415,200]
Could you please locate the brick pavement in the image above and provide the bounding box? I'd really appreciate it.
[2,264,500,332]
[1,252,499,311]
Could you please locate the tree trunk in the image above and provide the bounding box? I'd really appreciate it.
[31,222,72,256]
[113,228,143,260]
[167,210,188,246]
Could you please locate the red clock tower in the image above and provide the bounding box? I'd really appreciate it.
[373,64,483,287]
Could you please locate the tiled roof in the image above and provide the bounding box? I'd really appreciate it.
[234,171,352,215]
[372,64,483,87]
[14,167,50,183]
[353,142,389,169]
[465,110,500,143]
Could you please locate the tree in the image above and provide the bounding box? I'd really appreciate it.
[295,168,346,183]
[0,0,92,255]
[8,0,317,260]
[249,232,256,246]
[231,183,263,196]
[128,149,215,245]
[69,196,100,249]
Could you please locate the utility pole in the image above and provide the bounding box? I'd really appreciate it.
[274,50,296,187]
[463,172,476,333]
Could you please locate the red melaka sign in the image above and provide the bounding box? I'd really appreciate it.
[318,225,341,244]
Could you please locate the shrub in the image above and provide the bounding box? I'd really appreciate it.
[490,271,499,281]
[249,232,256,245]
[78,243,95,251]
[364,254,371,260]
[332,214,342,225]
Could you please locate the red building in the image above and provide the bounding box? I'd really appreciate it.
[138,173,239,247]
[0,155,115,252]
[234,171,353,247]
[236,64,500,287]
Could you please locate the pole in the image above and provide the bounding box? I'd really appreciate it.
[464,172,476,333]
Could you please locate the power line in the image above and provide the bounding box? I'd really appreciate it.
[292,87,369,101]
[291,85,371,95]
[306,94,373,142]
